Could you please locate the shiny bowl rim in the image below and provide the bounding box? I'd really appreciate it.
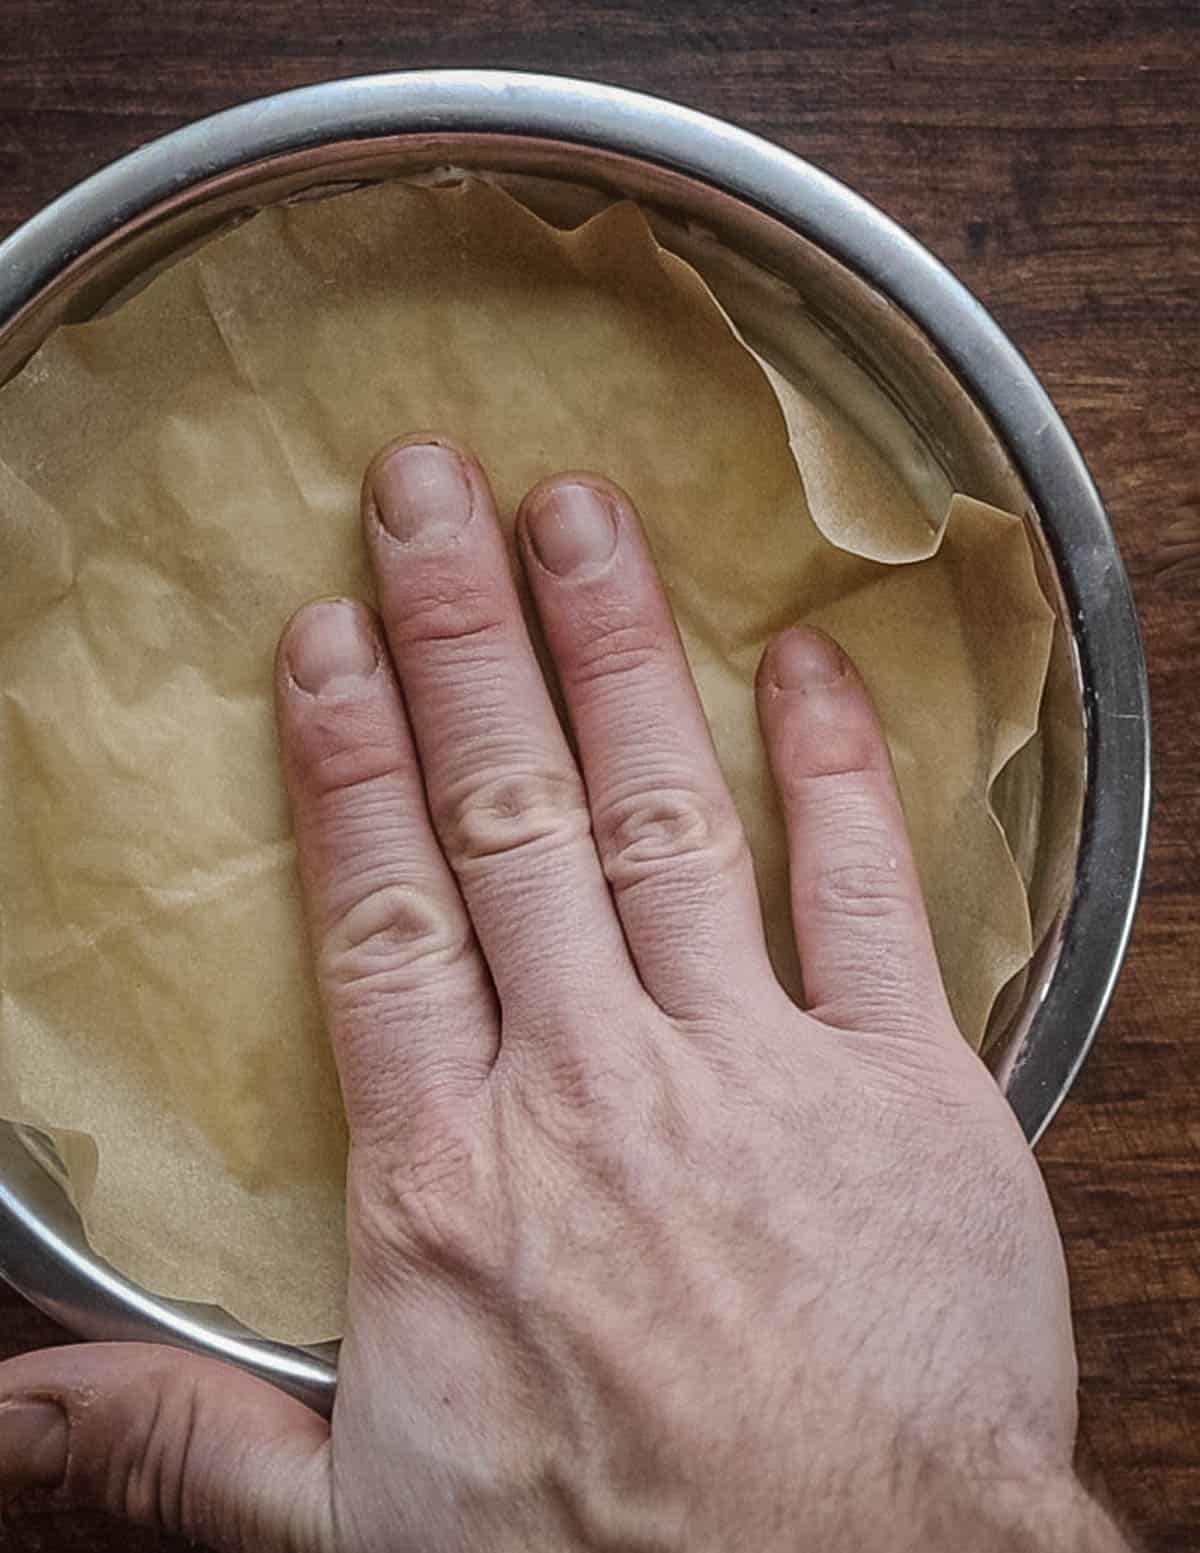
[0,70,1150,1409]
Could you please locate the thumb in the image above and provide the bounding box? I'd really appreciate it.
[0,1342,331,1550]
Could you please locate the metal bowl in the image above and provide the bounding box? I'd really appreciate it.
[0,71,1150,1411]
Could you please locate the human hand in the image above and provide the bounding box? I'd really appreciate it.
[0,438,1126,1550]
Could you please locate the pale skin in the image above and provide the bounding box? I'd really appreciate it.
[0,438,1130,1551]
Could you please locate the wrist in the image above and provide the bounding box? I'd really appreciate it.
[843,1427,1131,1553]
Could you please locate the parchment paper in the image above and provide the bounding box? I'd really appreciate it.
[0,178,1054,1341]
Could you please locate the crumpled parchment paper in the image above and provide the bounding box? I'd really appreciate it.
[0,177,1054,1341]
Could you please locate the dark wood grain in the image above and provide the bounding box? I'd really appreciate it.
[1,1,1197,1548]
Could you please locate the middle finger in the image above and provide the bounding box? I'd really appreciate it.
[362,436,633,1018]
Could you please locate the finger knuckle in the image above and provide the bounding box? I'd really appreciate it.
[438,767,591,868]
[808,853,911,922]
[569,621,665,690]
[502,1047,640,1184]
[390,583,507,656]
[524,1048,622,1125]
[87,1366,201,1533]
[777,732,891,792]
[352,1121,489,1276]
[594,785,746,890]
[303,708,409,800]
[321,881,473,992]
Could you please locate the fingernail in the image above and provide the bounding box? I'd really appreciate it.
[526,483,618,576]
[770,629,847,690]
[371,442,472,542]
[286,600,378,695]
[0,1400,69,1491]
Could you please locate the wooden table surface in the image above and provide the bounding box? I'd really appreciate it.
[0,1,1196,1548]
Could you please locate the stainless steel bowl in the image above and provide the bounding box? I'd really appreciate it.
[0,71,1150,1412]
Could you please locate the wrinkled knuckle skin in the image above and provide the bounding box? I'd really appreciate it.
[594,786,746,891]
[567,622,664,691]
[387,584,506,656]
[517,1048,622,1130]
[776,724,891,790]
[807,854,911,923]
[295,698,407,801]
[351,1125,489,1277]
[65,1364,201,1535]
[437,767,591,868]
[503,1049,642,1193]
[321,882,473,994]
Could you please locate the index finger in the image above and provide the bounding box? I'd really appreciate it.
[275,598,498,1147]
